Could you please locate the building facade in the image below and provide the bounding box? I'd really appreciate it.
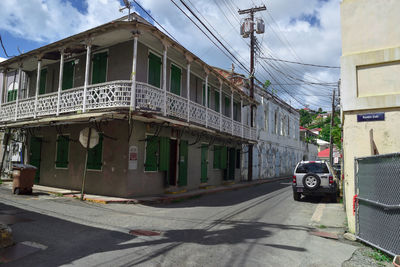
[0,14,257,197]
[341,0,400,233]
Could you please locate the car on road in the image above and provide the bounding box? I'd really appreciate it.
[292,161,338,202]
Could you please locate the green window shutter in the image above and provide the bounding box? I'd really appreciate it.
[159,137,170,171]
[213,145,221,169]
[233,102,238,121]
[145,136,159,171]
[87,133,103,170]
[225,96,230,117]
[39,69,47,95]
[8,89,17,102]
[220,146,228,169]
[215,91,220,112]
[56,135,69,168]
[148,52,161,88]
[170,65,181,95]
[62,61,74,90]
[202,85,210,107]
[92,52,108,85]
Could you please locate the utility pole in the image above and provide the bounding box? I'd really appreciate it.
[238,5,266,181]
[329,88,336,166]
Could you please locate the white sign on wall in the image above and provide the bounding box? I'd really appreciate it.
[128,145,138,170]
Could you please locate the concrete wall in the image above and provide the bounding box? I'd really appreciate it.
[29,120,242,197]
[341,0,400,233]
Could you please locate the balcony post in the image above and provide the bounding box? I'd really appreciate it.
[231,89,234,135]
[56,48,65,116]
[162,41,169,116]
[130,32,139,110]
[185,54,193,123]
[218,79,222,132]
[34,57,42,118]
[0,69,5,108]
[14,66,22,121]
[83,40,92,113]
[241,97,244,138]
[204,68,209,128]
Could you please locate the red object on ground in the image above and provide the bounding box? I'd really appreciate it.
[129,230,161,236]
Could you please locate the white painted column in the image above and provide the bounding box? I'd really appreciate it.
[241,97,244,138]
[15,66,22,121]
[231,89,234,135]
[130,34,139,110]
[186,61,191,122]
[56,49,65,116]
[205,73,208,128]
[162,43,168,116]
[219,81,222,132]
[34,59,42,118]
[83,43,91,113]
[0,69,5,108]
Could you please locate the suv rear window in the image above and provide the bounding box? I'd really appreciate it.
[295,162,329,174]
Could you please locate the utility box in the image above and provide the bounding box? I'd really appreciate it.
[256,18,265,34]
[12,164,37,195]
[240,18,253,38]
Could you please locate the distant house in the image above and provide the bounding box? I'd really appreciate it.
[310,128,322,135]
[299,126,317,143]
[318,147,340,164]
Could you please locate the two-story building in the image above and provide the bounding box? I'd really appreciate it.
[0,14,257,197]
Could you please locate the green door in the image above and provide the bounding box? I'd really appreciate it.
[170,65,181,95]
[62,61,74,90]
[39,69,47,95]
[178,140,188,186]
[92,52,108,84]
[201,144,208,183]
[228,148,236,180]
[148,52,161,88]
[29,137,42,184]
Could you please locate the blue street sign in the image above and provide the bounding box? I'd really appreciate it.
[357,113,385,122]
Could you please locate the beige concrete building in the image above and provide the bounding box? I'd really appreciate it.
[341,0,400,233]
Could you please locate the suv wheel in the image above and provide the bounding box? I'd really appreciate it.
[302,173,321,190]
[293,192,301,201]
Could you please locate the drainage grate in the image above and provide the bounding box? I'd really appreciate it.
[129,230,161,236]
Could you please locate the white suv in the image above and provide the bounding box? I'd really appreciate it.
[292,161,338,202]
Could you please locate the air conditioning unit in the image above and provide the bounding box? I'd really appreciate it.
[256,18,265,34]
[240,18,253,38]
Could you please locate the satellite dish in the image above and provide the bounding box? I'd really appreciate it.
[79,127,99,149]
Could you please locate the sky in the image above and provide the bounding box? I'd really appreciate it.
[0,0,341,110]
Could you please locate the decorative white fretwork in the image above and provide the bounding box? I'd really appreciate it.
[189,101,207,125]
[17,97,35,119]
[207,109,220,130]
[136,82,164,112]
[166,92,188,120]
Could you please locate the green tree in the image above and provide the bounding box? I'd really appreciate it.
[299,109,313,127]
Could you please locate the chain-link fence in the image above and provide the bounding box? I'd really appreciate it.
[355,153,400,256]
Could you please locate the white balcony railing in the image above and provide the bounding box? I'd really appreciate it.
[0,80,257,141]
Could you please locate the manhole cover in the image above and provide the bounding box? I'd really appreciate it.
[129,230,161,236]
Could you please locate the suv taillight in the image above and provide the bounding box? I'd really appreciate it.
[293,175,297,184]
[329,176,334,184]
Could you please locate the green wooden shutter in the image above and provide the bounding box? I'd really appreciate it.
[202,85,210,107]
[92,52,108,85]
[159,137,170,171]
[220,146,227,169]
[148,52,161,88]
[178,140,188,186]
[8,89,17,102]
[39,69,47,95]
[213,145,221,169]
[145,136,159,171]
[87,134,103,170]
[225,96,230,117]
[233,102,238,121]
[56,135,69,168]
[215,91,220,112]
[170,65,181,95]
[62,61,74,90]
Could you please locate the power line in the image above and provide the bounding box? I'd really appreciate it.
[259,56,340,69]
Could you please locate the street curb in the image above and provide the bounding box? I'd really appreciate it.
[136,177,290,205]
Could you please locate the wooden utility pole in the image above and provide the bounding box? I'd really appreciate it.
[238,5,266,181]
[329,88,336,165]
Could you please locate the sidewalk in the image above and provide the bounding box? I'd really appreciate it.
[1,177,290,204]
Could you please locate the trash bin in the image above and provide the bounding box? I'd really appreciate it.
[12,164,37,195]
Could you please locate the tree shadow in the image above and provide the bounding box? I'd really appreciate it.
[0,201,309,266]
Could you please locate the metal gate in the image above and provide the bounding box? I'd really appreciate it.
[355,153,400,256]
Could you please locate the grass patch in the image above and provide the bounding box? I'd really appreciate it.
[318,224,327,229]
[368,248,393,263]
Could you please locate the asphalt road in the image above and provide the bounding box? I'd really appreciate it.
[0,179,357,267]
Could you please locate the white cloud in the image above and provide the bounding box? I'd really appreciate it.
[0,0,341,110]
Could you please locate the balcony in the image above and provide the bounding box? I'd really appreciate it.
[0,81,257,141]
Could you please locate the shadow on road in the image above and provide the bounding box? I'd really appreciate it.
[149,179,292,209]
[0,198,309,266]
